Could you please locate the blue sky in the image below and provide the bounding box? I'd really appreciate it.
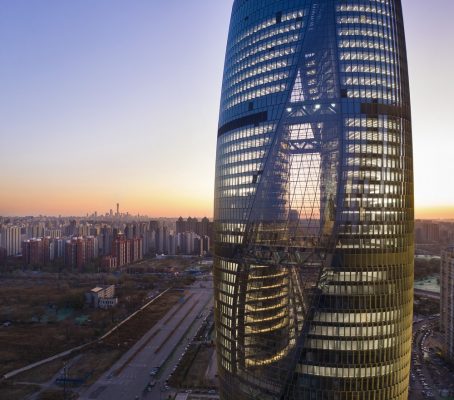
[0,0,453,217]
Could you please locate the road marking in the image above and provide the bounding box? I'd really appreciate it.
[155,300,200,354]
[114,328,162,377]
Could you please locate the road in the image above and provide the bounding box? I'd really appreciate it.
[410,319,437,399]
[79,280,213,400]
[414,289,440,300]
[409,316,450,400]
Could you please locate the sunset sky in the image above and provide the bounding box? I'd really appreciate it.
[0,0,453,219]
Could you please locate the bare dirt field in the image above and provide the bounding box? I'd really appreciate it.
[0,269,192,399]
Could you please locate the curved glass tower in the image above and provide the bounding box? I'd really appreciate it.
[213,1,413,399]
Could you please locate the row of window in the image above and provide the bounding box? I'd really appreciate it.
[217,149,266,168]
[342,196,406,209]
[309,322,398,338]
[217,187,256,198]
[343,76,395,90]
[346,143,400,156]
[338,16,391,29]
[345,90,396,101]
[330,270,388,282]
[227,45,296,79]
[339,39,395,52]
[340,51,395,64]
[219,174,256,188]
[225,71,289,100]
[225,82,288,110]
[341,63,395,75]
[339,208,408,220]
[322,282,397,296]
[345,116,400,128]
[299,354,409,379]
[343,170,403,181]
[338,28,392,40]
[345,156,403,169]
[218,123,275,145]
[218,234,244,244]
[218,161,263,178]
[218,136,270,155]
[336,238,410,250]
[313,309,403,324]
[225,59,289,89]
[337,4,391,16]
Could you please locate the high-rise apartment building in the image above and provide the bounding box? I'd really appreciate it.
[64,237,98,271]
[27,223,45,239]
[22,238,44,266]
[1,226,21,256]
[0,247,6,264]
[213,1,414,399]
[176,216,214,242]
[111,233,143,267]
[47,229,62,239]
[441,248,454,363]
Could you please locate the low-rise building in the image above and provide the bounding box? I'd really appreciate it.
[98,297,118,309]
[85,285,117,309]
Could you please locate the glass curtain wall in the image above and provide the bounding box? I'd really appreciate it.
[213,1,413,399]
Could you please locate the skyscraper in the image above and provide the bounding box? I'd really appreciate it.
[213,1,413,399]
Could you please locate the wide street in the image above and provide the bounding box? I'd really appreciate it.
[79,279,214,400]
[409,315,454,400]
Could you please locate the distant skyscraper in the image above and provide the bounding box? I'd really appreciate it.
[213,1,414,399]
[441,248,454,363]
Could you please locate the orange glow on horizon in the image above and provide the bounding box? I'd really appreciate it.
[0,191,214,218]
[2,194,454,221]
[415,206,454,221]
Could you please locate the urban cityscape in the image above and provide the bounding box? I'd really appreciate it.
[1,1,453,400]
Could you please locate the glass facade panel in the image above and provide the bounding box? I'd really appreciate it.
[213,1,413,399]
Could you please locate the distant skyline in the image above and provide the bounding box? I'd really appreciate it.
[1,0,453,219]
